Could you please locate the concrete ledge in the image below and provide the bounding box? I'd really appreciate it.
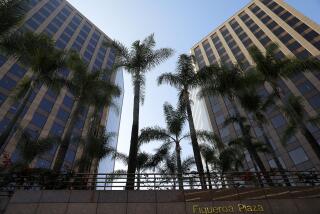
[40,190,70,203]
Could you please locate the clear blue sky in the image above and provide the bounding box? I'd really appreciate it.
[67,0,320,171]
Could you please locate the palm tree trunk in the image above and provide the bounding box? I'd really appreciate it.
[258,123,291,186]
[53,101,82,172]
[205,161,212,189]
[0,86,33,150]
[230,99,273,186]
[185,93,206,189]
[175,144,184,190]
[302,125,320,160]
[126,83,140,190]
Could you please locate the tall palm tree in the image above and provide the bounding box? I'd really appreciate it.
[238,89,291,186]
[109,34,173,189]
[52,53,121,172]
[158,54,207,189]
[0,0,27,38]
[198,63,273,185]
[139,102,190,190]
[249,43,320,159]
[0,32,67,148]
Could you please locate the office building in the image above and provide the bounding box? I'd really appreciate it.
[191,0,320,171]
[0,0,123,172]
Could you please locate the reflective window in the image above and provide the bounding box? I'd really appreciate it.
[308,94,320,110]
[289,147,309,165]
[57,108,70,121]
[0,76,16,91]
[35,158,51,168]
[297,81,315,95]
[39,98,54,113]
[31,113,47,128]
[0,54,6,67]
[271,114,286,128]
[220,127,230,138]
[215,114,225,125]
[63,95,74,108]
[50,122,64,137]
[65,149,76,163]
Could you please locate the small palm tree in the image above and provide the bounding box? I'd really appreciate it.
[0,0,27,38]
[158,54,206,189]
[11,129,58,171]
[139,102,188,190]
[0,32,67,148]
[198,63,272,184]
[52,53,121,172]
[109,34,173,189]
[281,95,320,157]
[249,43,320,159]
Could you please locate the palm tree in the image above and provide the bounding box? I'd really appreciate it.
[0,0,27,38]
[11,129,58,171]
[158,54,206,189]
[109,34,173,189]
[52,53,121,172]
[0,32,67,148]
[156,153,195,190]
[198,63,273,185]
[249,43,320,159]
[238,89,291,186]
[281,95,320,156]
[139,102,188,190]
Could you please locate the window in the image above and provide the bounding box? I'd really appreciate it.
[220,127,230,138]
[309,94,320,110]
[36,158,51,169]
[8,64,27,78]
[0,76,16,90]
[31,112,47,128]
[271,114,286,128]
[268,157,286,169]
[215,114,225,125]
[0,118,10,134]
[297,81,315,94]
[57,108,69,121]
[50,122,64,137]
[289,147,309,165]
[0,54,6,67]
[65,149,76,163]
[39,98,54,113]
[63,95,74,108]
[0,92,7,105]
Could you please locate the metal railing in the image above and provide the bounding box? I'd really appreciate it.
[0,170,319,192]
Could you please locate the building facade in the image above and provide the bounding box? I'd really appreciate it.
[191,0,320,171]
[0,0,123,172]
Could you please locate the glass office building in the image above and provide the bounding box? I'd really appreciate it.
[0,0,123,172]
[191,0,320,171]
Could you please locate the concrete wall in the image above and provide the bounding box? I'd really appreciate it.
[3,187,320,214]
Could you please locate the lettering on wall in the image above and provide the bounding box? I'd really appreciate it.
[192,204,264,213]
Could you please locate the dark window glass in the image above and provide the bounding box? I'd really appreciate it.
[304,30,319,41]
[55,39,66,49]
[31,113,47,128]
[0,117,10,134]
[65,149,76,163]
[39,98,54,113]
[63,95,74,108]
[0,54,6,67]
[0,76,16,90]
[289,147,309,165]
[287,41,301,52]
[308,94,320,109]
[25,18,39,30]
[36,158,51,168]
[287,17,299,27]
[297,81,315,94]
[271,114,286,128]
[280,11,291,20]
[50,122,64,137]
[57,108,70,121]
[273,27,285,36]
[0,92,7,105]
[279,34,293,44]
[295,23,308,34]
[8,64,27,78]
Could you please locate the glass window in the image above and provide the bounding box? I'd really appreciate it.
[308,94,320,110]
[8,64,27,78]
[39,98,54,113]
[215,114,225,125]
[0,92,7,105]
[268,157,286,169]
[65,149,76,163]
[63,95,74,108]
[50,122,64,137]
[297,81,315,94]
[25,18,40,30]
[0,117,10,134]
[0,54,6,67]
[220,127,230,138]
[31,112,47,128]
[57,108,70,121]
[0,75,16,90]
[55,39,66,49]
[289,147,309,165]
[271,114,286,128]
[36,158,51,168]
